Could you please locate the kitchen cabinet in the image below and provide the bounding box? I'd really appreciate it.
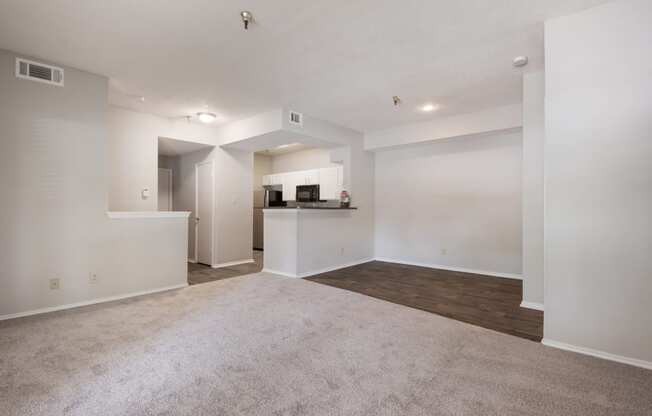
[262,174,283,186]
[318,167,343,200]
[281,171,303,201]
[262,166,343,201]
[304,169,320,185]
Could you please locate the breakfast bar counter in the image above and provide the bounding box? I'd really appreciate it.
[262,207,369,278]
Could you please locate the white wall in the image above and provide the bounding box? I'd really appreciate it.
[253,153,272,191]
[544,0,652,366]
[522,71,545,307]
[364,104,522,151]
[270,148,339,174]
[374,130,523,277]
[0,49,188,318]
[108,110,159,211]
[108,107,253,265]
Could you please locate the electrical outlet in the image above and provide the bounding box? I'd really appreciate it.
[441,248,447,255]
[89,273,98,284]
[340,247,345,256]
[49,278,60,290]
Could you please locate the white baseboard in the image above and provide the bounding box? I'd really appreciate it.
[374,257,522,280]
[542,338,652,371]
[187,258,197,264]
[212,259,254,269]
[0,283,189,321]
[261,268,298,278]
[263,257,374,279]
[520,301,545,311]
[298,258,375,278]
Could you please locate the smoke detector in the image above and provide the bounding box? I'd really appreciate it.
[513,56,529,68]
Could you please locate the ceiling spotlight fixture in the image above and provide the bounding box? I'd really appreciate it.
[392,96,402,106]
[421,103,437,112]
[513,56,529,68]
[197,112,217,123]
[240,11,253,30]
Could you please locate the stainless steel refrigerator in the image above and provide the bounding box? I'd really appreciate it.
[253,190,265,250]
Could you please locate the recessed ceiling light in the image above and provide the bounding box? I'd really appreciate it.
[276,143,300,149]
[196,112,217,123]
[513,56,529,67]
[421,103,437,112]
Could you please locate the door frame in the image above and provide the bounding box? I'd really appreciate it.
[157,168,173,211]
[194,160,215,265]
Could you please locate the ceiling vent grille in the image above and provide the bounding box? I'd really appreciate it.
[15,58,64,86]
[289,111,303,126]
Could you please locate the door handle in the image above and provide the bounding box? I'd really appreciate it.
[196,217,200,222]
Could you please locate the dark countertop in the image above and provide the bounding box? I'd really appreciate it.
[264,206,358,210]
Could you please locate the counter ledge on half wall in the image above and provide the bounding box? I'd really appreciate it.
[263,206,357,210]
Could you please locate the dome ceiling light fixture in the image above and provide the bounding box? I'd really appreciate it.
[196,112,217,123]
[240,11,253,30]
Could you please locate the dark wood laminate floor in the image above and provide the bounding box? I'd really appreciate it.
[307,261,543,342]
[188,250,263,285]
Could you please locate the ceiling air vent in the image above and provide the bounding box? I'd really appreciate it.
[15,58,64,87]
[289,110,303,126]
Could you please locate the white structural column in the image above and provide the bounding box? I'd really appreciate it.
[543,0,652,369]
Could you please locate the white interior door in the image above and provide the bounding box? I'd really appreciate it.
[157,168,172,211]
[195,161,214,265]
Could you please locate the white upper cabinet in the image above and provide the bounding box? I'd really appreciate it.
[318,166,343,200]
[262,174,283,186]
[262,166,343,201]
[281,171,303,201]
[304,169,320,185]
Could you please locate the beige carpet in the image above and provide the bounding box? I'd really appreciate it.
[1,273,651,416]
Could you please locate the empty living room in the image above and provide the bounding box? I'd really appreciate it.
[1,1,651,415]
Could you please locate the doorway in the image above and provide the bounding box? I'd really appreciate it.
[195,161,214,265]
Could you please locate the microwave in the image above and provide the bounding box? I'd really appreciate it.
[296,185,320,203]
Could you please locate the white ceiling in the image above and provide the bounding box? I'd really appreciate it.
[0,0,608,132]
[158,137,213,157]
